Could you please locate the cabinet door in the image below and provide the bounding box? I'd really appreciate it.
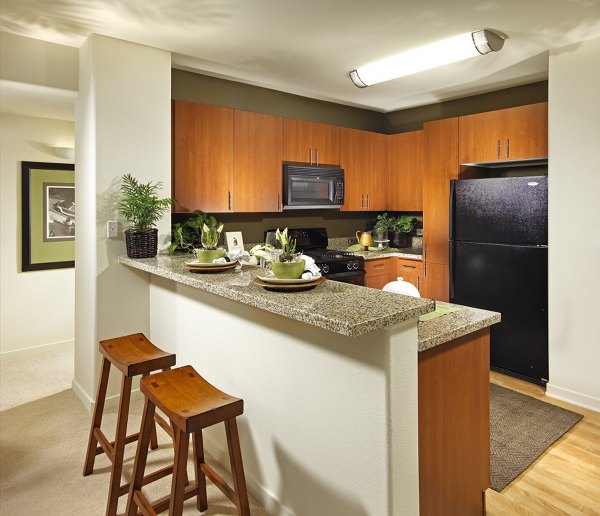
[421,262,449,301]
[388,131,424,211]
[365,274,392,290]
[364,132,389,211]
[423,118,459,266]
[365,258,392,289]
[458,110,504,164]
[172,101,233,212]
[283,118,313,164]
[312,121,340,165]
[504,102,548,160]
[233,110,283,212]
[340,127,366,211]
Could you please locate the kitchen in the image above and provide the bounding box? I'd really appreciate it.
[1,3,599,515]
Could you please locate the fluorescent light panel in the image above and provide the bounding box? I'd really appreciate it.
[350,29,505,88]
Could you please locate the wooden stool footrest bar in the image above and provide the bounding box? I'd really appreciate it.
[201,462,235,502]
[133,482,200,516]
[118,464,175,497]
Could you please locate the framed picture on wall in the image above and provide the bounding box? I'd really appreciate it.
[22,161,75,271]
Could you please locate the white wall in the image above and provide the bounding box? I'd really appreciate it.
[0,113,75,353]
[73,35,171,408]
[547,37,600,411]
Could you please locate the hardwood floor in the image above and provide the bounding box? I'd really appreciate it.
[486,372,600,515]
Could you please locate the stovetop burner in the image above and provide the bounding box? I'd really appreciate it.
[303,249,358,262]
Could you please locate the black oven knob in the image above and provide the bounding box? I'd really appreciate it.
[352,261,359,270]
[320,264,329,274]
[346,262,353,271]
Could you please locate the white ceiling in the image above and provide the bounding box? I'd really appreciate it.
[1,0,600,113]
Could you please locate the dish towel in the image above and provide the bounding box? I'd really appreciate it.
[213,249,249,264]
[301,255,321,279]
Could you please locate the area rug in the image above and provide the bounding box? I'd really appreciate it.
[490,383,583,491]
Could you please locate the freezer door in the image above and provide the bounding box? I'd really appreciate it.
[450,176,547,245]
[450,241,548,383]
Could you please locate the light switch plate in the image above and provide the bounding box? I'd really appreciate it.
[107,221,119,238]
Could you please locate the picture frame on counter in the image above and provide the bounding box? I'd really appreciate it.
[225,231,244,253]
[21,161,75,271]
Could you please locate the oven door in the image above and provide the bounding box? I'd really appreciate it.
[325,270,366,286]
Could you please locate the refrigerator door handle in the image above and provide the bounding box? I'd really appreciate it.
[449,241,455,301]
[449,179,457,240]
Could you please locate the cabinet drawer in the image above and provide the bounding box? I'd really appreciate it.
[365,258,391,277]
[395,258,423,278]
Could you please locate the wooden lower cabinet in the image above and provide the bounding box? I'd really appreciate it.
[421,262,449,302]
[419,329,490,515]
[364,258,392,289]
[394,258,423,294]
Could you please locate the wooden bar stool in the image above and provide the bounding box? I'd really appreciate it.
[83,333,176,516]
[126,365,250,516]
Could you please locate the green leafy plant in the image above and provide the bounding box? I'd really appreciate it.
[392,215,417,234]
[276,227,298,262]
[116,174,172,231]
[168,213,223,255]
[375,212,396,231]
[201,222,224,249]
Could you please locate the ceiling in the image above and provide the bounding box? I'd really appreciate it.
[1,0,600,113]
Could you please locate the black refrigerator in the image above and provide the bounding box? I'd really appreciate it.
[449,176,548,385]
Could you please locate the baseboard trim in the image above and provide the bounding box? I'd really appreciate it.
[1,338,74,356]
[546,383,600,413]
[71,379,143,413]
[203,434,294,516]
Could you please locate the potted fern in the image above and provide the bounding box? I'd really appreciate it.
[117,174,173,258]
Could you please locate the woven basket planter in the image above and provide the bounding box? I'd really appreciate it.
[125,228,158,259]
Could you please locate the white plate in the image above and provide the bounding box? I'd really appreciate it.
[256,272,322,284]
[184,260,236,268]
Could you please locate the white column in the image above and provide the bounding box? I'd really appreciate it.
[547,37,600,412]
[73,34,171,408]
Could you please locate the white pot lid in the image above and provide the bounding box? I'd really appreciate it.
[382,277,421,297]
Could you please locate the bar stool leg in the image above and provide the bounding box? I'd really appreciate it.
[192,430,208,511]
[126,397,156,516]
[106,374,133,516]
[169,428,190,516]
[225,419,250,516]
[83,357,111,476]
[142,373,159,450]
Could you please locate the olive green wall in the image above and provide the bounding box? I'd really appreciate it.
[384,81,548,134]
[172,69,385,132]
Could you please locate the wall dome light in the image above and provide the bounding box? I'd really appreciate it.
[53,146,75,160]
[349,28,506,88]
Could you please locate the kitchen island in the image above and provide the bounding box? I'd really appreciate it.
[120,254,499,516]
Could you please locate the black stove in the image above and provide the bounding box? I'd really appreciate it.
[266,228,365,286]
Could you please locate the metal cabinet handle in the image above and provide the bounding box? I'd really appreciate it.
[417,276,421,291]
[496,139,501,160]
[277,193,281,211]
[506,139,510,160]
[366,193,369,209]
[316,148,319,166]
[229,191,232,211]
[402,265,416,269]
[310,148,313,165]
[361,194,364,209]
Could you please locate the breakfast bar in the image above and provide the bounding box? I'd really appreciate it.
[120,254,499,515]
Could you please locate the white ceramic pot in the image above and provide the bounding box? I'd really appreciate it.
[382,277,421,297]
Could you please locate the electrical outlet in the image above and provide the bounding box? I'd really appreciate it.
[107,221,119,238]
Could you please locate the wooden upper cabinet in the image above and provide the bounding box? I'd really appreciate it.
[388,130,424,211]
[172,101,234,212]
[233,110,283,212]
[282,119,340,165]
[459,102,548,163]
[423,118,459,267]
[340,127,388,211]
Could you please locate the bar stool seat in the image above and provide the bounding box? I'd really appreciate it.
[83,333,176,516]
[126,365,250,516]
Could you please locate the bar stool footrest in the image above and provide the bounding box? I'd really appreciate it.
[118,464,175,497]
[134,482,200,516]
[201,462,235,504]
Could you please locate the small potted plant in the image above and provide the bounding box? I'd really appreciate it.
[117,173,173,258]
[270,228,305,279]
[168,213,222,255]
[195,221,226,263]
[390,215,417,248]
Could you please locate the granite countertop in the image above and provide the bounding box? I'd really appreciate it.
[119,254,434,338]
[354,248,422,261]
[417,304,501,352]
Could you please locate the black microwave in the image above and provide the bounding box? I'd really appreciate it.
[282,164,344,209]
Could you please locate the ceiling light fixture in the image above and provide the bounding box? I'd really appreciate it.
[349,28,505,88]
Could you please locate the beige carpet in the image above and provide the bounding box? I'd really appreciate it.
[0,389,268,515]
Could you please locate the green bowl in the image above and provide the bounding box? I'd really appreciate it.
[195,248,226,263]
[271,260,305,279]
